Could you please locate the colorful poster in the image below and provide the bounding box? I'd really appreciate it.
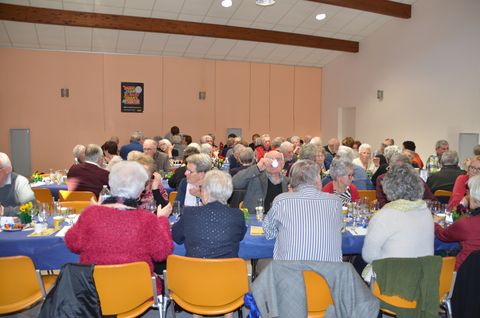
[121,82,144,113]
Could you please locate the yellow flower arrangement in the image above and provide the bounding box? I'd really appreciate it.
[18,202,34,224]
[31,171,43,183]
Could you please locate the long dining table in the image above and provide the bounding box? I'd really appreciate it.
[0,219,458,270]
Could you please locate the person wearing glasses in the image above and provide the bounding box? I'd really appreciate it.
[448,155,480,210]
[322,158,359,205]
[175,153,212,207]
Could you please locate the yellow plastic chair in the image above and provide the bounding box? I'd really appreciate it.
[164,255,249,317]
[58,201,91,214]
[304,271,334,318]
[439,257,456,318]
[358,190,377,204]
[168,191,177,204]
[434,190,453,204]
[32,188,54,211]
[371,256,455,317]
[0,256,57,314]
[93,261,162,318]
[58,190,96,202]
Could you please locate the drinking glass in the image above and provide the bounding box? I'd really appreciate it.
[255,198,265,221]
[172,201,181,218]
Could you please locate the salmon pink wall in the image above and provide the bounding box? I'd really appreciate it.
[0,48,322,173]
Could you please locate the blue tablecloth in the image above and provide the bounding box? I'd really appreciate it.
[0,219,459,270]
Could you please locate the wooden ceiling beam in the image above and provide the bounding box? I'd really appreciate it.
[0,4,359,53]
[307,0,411,19]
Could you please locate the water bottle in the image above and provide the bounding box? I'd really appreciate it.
[222,158,230,171]
[98,185,111,204]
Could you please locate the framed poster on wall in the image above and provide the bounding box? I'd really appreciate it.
[121,82,144,113]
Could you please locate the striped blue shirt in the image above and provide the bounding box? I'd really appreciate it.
[263,185,343,262]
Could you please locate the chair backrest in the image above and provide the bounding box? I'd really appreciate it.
[166,255,248,315]
[0,256,44,314]
[434,190,452,204]
[439,256,456,302]
[59,190,96,202]
[304,271,334,317]
[168,191,177,204]
[32,188,54,210]
[357,190,376,204]
[59,201,91,214]
[93,261,155,316]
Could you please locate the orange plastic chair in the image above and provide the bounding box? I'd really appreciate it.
[32,188,54,210]
[164,255,248,317]
[358,190,377,204]
[0,256,57,314]
[168,191,177,204]
[434,190,453,204]
[93,261,162,318]
[304,271,334,318]
[58,190,96,202]
[371,256,455,317]
[58,201,91,214]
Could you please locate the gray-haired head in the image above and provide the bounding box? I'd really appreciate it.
[299,144,324,161]
[435,140,449,149]
[109,160,148,199]
[329,158,354,180]
[384,145,401,163]
[171,134,182,145]
[309,137,323,146]
[383,164,424,201]
[130,130,144,142]
[187,142,201,152]
[389,153,411,167]
[233,144,245,156]
[200,143,213,155]
[72,144,86,164]
[358,143,372,154]
[272,137,285,149]
[473,145,480,156]
[289,160,320,190]
[84,144,103,163]
[0,152,12,168]
[238,147,255,165]
[335,146,354,162]
[202,170,233,204]
[441,150,459,166]
[182,146,200,161]
[468,175,480,206]
[186,153,212,173]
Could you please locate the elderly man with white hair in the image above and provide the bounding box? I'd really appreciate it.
[143,138,170,176]
[278,141,297,173]
[0,152,36,216]
[67,144,110,197]
[322,146,374,190]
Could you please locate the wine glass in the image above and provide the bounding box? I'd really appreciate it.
[172,201,181,218]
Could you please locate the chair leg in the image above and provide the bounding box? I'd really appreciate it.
[238,306,243,318]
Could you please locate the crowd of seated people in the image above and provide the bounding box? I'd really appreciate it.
[6,128,480,317]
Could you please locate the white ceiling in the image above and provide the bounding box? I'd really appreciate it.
[0,0,416,67]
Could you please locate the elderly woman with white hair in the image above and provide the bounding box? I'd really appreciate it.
[172,170,246,258]
[361,164,434,280]
[322,159,360,205]
[65,160,173,293]
[435,175,480,271]
[352,143,378,176]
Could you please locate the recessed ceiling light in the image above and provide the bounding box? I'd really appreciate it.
[316,13,327,21]
[256,0,275,6]
[221,0,232,8]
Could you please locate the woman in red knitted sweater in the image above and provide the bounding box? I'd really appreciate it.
[65,160,173,292]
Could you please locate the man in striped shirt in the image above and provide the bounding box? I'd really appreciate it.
[263,159,343,261]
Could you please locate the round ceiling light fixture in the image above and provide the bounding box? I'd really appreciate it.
[221,0,232,8]
[256,0,276,6]
[316,13,327,21]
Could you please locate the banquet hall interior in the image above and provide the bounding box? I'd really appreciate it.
[1,0,479,317]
